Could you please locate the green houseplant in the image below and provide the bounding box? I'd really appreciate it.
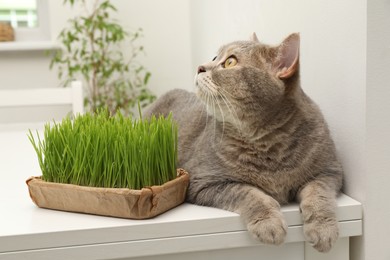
[50,0,155,115]
[26,110,189,219]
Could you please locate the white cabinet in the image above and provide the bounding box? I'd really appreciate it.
[0,130,362,260]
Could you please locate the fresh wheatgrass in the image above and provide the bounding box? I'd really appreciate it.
[28,109,178,189]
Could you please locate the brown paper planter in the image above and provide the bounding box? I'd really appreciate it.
[0,23,14,42]
[26,169,189,219]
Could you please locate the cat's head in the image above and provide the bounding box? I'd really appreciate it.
[195,33,300,133]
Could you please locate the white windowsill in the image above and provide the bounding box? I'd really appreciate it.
[0,41,60,52]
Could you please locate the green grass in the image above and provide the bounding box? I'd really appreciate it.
[28,109,178,189]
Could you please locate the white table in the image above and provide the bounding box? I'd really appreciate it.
[0,125,362,260]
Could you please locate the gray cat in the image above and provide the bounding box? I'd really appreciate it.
[145,33,343,253]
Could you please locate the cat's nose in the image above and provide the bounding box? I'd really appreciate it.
[197,66,206,74]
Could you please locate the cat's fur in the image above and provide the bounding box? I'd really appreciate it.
[145,33,343,253]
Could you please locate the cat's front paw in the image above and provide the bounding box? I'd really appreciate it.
[304,217,339,253]
[247,211,287,245]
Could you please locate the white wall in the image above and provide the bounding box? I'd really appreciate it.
[106,0,193,96]
[48,0,193,97]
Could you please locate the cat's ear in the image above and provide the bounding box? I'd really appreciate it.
[274,33,300,79]
[250,32,260,43]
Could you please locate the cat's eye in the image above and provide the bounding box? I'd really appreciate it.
[224,56,238,68]
[212,56,217,61]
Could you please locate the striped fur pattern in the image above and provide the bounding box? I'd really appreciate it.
[144,33,343,253]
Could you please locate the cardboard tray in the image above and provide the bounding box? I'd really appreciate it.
[26,169,189,219]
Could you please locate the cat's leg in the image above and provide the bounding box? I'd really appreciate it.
[297,178,339,253]
[242,189,288,245]
[188,182,287,245]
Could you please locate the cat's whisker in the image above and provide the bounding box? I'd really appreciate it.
[205,86,217,138]
[210,91,218,139]
[193,89,208,127]
[202,83,220,139]
[219,91,240,127]
[190,95,208,128]
[197,80,215,131]
[202,86,211,130]
[202,79,238,140]
[199,77,243,140]
[210,89,226,141]
[216,86,243,133]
